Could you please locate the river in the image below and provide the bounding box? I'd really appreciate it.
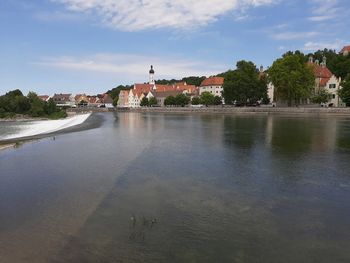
[0,112,350,263]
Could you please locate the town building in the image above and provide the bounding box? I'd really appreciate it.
[38,95,50,101]
[99,93,114,108]
[340,45,350,56]
[74,94,89,105]
[117,66,197,108]
[87,95,101,107]
[310,56,344,107]
[52,93,75,107]
[199,77,224,97]
[267,56,345,107]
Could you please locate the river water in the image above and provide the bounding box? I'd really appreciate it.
[0,112,350,263]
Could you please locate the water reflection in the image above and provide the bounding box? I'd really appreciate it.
[1,113,350,263]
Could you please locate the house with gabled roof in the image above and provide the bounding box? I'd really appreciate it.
[117,66,197,108]
[52,93,75,107]
[340,45,350,56]
[199,77,224,97]
[309,56,345,107]
[38,95,50,101]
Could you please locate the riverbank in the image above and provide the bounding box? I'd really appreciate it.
[124,106,350,116]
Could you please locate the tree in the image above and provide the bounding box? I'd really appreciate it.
[339,75,350,106]
[268,52,315,106]
[0,90,66,119]
[46,98,57,114]
[174,94,190,107]
[164,96,176,106]
[311,89,332,104]
[140,97,149,107]
[214,96,222,105]
[191,97,201,105]
[223,61,268,105]
[200,92,215,106]
[113,97,119,107]
[149,97,158,107]
[15,96,31,113]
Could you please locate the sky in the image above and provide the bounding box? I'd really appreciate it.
[0,0,349,95]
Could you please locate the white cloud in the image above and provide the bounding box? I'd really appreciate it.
[308,0,340,22]
[302,39,344,51]
[272,31,319,40]
[53,0,277,31]
[34,53,227,80]
[34,11,84,22]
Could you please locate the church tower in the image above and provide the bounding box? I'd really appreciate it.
[149,65,155,85]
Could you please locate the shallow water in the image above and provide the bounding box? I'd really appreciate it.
[0,112,350,263]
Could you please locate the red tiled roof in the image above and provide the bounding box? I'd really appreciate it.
[200,77,224,87]
[154,84,175,92]
[340,45,350,53]
[310,63,333,87]
[52,93,72,101]
[38,95,49,101]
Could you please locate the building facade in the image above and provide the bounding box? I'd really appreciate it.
[199,77,224,97]
[117,66,198,108]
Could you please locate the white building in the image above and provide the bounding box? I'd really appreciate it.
[117,65,197,108]
[340,45,350,56]
[199,77,224,97]
[312,57,344,107]
[267,57,345,107]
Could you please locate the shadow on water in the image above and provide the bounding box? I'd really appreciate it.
[223,115,266,150]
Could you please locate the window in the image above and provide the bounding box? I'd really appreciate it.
[329,84,336,89]
[333,94,336,99]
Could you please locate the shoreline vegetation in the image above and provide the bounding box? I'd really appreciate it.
[0,89,67,120]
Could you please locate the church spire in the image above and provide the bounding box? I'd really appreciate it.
[149,65,155,85]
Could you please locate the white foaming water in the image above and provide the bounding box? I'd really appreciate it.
[0,113,91,140]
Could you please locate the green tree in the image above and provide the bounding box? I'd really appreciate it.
[339,75,350,106]
[268,53,314,106]
[191,97,201,105]
[113,97,119,107]
[223,61,267,105]
[164,96,176,106]
[149,97,158,107]
[15,96,31,113]
[46,98,57,115]
[140,97,149,107]
[214,96,222,105]
[175,94,190,107]
[311,89,332,104]
[0,90,66,119]
[200,92,215,106]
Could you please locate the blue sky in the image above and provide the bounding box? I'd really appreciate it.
[0,0,349,95]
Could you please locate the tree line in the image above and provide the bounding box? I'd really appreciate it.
[0,90,66,119]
